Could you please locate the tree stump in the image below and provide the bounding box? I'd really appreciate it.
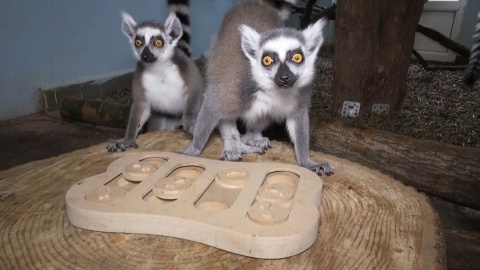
[0,130,444,269]
[332,0,425,115]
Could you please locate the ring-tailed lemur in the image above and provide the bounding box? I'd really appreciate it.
[178,2,333,176]
[107,11,204,152]
[464,11,480,87]
[168,0,191,57]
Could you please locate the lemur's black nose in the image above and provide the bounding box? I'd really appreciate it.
[280,75,290,82]
[140,47,157,63]
[274,63,296,88]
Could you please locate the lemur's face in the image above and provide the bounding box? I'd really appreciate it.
[256,36,308,89]
[240,20,326,91]
[121,12,182,64]
[131,27,170,63]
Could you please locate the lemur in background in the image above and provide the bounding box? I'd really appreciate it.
[107,11,204,152]
[262,0,297,21]
[464,11,480,87]
[178,1,334,176]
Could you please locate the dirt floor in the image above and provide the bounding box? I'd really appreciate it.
[1,112,479,269]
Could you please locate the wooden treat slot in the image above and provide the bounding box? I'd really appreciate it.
[194,168,250,212]
[122,161,158,182]
[140,156,168,168]
[144,164,205,204]
[116,176,133,188]
[215,167,249,188]
[143,191,168,204]
[196,201,230,212]
[247,201,290,226]
[153,176,192,200]
[171,164,204,180]
[85,186,126,203]
[66,152,324,259]
[256,171,299,208]
[98,173,136,192]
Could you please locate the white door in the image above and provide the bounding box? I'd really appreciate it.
[414,0,467,62]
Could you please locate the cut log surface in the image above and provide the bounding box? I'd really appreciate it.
[0,130,444,269]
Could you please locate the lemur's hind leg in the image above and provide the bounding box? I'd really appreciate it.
[241,117,272,151]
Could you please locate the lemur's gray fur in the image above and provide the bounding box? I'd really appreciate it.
[178,2,333,176]
[107,11,204,152]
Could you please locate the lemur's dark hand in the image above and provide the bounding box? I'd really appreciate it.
[301,160,334,176]
[106,138,138,152]
[175,118,195,135]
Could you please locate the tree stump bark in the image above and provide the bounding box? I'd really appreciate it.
[332,0,425,115]
[0,130,444,269]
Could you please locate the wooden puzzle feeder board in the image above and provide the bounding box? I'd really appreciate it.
[65,152,324,259]
[0,130,444,269]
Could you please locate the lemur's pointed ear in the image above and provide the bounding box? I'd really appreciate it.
[121,11,137,39]
[239,24,260,61]
[165,12,183,43]
[302,19,326,55]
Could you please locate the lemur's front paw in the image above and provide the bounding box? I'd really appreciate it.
[241,133,272,150]
[177,145,201,157]
[220,150,243,162]
[219,143,266,161]
[240,143,265,155]
[301,159,334,176]
[106,139,138,153]
[175,119,195,134]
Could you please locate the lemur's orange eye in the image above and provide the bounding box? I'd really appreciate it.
[135,39,142,47]
[154,39,163,47]
[262,55,274,66]
[292,53,303,63]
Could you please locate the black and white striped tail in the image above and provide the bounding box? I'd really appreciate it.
[168,0,191,57]
[262,0,298,21]
[464,11,480,87]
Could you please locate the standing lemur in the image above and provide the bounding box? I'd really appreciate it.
[179,1,334,176]
[107,4,204,152]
